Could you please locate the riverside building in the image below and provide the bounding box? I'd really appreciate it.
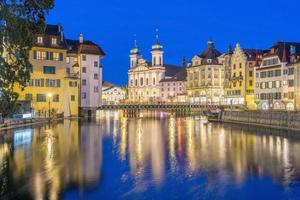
[254,42,300,111]
[187,41,225,104]
[225,43,263,109]
[14,24,79,117]
[14,24,105,117]
[128,36,185,102]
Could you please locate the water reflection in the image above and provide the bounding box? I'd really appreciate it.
[0,111,300,199]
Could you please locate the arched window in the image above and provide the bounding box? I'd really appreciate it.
[159,56,162,65]
[153,57,156,66]
[146,78,149,85]
[135,79,138,86]
[153,78,156,85]
[140,77,143,86]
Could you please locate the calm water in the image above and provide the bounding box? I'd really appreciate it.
[1,111,300,200]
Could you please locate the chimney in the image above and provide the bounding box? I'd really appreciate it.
[79,33,84,44]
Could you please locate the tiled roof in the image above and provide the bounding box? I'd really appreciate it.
[35,24,66,49]
[66,39,105,56]
[264,42,300,63]
[198,41,222,65]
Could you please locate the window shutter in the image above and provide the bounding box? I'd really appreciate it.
[33,51,37,59]
[59,53,63,61]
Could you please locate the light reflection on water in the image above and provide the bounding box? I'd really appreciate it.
[0,111,300,200]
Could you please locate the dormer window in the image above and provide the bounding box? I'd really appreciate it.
[51,38,57,45]
[37,36,43,44]
[207,59,212,64]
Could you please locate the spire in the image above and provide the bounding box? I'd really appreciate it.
[182,56,187,67]
[227,43,233,54]
[130,35,140,55]
[282,42,287,63]
[207,40,214,48]
[152,29,163,51]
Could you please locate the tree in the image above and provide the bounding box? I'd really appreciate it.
[0,0,54,117]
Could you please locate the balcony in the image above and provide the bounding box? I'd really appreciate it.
[65,72,79,79]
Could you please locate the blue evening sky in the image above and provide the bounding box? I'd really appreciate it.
[47,0,300,85]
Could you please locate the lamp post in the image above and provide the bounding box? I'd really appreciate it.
[48,93,52,118]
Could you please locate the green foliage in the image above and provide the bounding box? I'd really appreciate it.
[0,0,54,117]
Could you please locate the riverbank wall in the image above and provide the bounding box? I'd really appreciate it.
[221,111,300,131]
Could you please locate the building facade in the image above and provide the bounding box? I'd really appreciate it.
[14,25,79,117]
[187,41,225,104]
[254,42,300,111]
[102,81,126,104]
[225,43,263,109]
[159,69,187,102]
[128,38,185,102]
[66,34,105,115]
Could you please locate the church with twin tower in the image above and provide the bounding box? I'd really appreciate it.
[128,34,186,102]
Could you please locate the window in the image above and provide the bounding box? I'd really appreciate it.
[82,92,86,99]
[140,77,143,86]
[43,66,56,74]
[288,68,294,75]
[82,79,87,86]
[233,64,236,70]
[37,51,46,60]
[82,67,86,73]
[288,80,294,87]
[94,61,98,67]
[275,70,281,77]
[52,52,58,61]
[94,73,99,80]
[37,36,43,44]
[36,94,46,102]
[53,94,59,102]
[66,68,70,74]
[94,86,99,93]
[51,38,57,45]
[82,55,86,61]
[249,80,253,86]
[239,81,242,86]
[256,73,259,78]
[262,58,279,66]
[66,57,70,64]
[71,95,76,101]
[276,81,281,88]
[249,71,253,77]
[239,63,242,68]
[25,94,32,101]
[153,78,156,85]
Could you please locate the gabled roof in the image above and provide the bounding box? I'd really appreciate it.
[35,24,66,49]
[264,41,300,63]
[66,39,105,56]
[242,49,265,61]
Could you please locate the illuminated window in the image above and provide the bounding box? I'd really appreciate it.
[51,38,57,45]
[37,36,43,44]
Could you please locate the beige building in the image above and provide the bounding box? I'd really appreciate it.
[128,38,184,102]
[254,42,300,111]
[102,81,126,104]
[187,41,225,104]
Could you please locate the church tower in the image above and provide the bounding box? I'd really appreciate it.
[130,40,140,68]
[151,30,164,66]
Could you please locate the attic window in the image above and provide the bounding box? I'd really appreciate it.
[51,38,57,45]
[37,36,43,44]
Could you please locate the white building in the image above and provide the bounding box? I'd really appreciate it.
[128,37,185,103]
[159,69,187,102]
[66,34,105,115]
[254,42,300,111]
[102,81,126,104]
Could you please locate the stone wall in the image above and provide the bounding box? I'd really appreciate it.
[222,111,300,130]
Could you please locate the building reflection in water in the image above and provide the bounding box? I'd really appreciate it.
[1,111,300,199]
[0,119,103,200]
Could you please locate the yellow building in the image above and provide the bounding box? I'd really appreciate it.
[225,43,263,110]
[14,25,79,117]
[187,41,225,104]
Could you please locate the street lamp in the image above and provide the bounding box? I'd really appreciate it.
[48,93,52,118]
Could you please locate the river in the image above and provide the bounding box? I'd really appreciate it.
[1,111,300,200]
